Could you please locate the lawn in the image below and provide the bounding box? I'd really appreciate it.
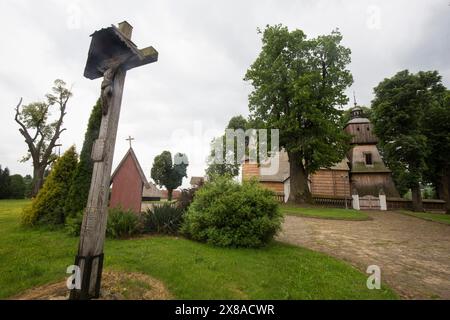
[281,204,371,220]
[0,199,396,299]
[397,210,450,226]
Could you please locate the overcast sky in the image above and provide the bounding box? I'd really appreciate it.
[1,0,449,188]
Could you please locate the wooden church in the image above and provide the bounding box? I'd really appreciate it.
[344,106,399,197]
[242,105,399,201]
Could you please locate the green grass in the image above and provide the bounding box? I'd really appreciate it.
[0,199,396,299]
[281,205,371,220]
[397,210,450,226]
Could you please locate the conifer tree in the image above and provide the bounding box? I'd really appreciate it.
[65,99,102,216]
[22,146,78,225]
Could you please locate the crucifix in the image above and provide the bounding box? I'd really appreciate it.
[126,135,135,148]
[70,21,158,300]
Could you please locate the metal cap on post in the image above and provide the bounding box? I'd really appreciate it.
[118,21,133,38]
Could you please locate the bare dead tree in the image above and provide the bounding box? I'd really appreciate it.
[14,79,72,196]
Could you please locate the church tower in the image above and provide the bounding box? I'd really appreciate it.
[344,106,399,197]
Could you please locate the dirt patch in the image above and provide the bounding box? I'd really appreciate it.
[12,271,172,300]
[277,211,450,300]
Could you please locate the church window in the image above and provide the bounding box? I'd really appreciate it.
[364,153,373,165]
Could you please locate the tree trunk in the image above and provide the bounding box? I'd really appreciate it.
[438,172,450,214]
[167,189,173,201]
[31,165,45,197]
[287,151,312,204]
[411,183,424,212]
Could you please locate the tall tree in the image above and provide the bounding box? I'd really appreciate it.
[151,151,188,200]
[65,99,102,216]
[206,115,248,179]
[244,25,353,203]
[422,89,450,213]
[14,79,72,197]
[9,174,26,199]
[371,70,446,211]
[0,166,11,199]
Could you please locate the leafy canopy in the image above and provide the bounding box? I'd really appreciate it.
[244,25,353,174]
[206,115,249,179]
[371,70,446,192]
[151,151,188,198]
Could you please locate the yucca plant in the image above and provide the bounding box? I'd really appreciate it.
[143,203,184,235]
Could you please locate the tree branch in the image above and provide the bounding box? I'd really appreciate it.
[14,98,38,158]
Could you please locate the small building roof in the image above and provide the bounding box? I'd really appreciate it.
[346,117,370,125]
[142,182,163,198]
[190,176,205,186]
[111,148,150,188]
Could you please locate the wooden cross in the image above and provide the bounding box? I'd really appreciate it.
[70,21,158,300]
[126,135,135,148]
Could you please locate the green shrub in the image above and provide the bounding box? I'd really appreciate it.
[21,146,78,226]
[65,99,102,216]
[143,203,184,235]
[106,207,141,239]
[65,211,84,236]
[181,176,282,247]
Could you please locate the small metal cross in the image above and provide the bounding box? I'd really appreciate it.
[126,135,135,148]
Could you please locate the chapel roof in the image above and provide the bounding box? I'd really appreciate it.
[110,148,150,188]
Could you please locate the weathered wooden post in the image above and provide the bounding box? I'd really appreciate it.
[70,21,158,300]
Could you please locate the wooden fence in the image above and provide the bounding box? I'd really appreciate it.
[274,193,285,203]
[274,193,352,209]
[312,195,352,208]
[386,198,446,212]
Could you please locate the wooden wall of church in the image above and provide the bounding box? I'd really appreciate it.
[344,123,378,144]
[110,155,144,213]
[311,169,351,197]
[242,162,260,180]
[260,181,285,194]
[351,172,399,197]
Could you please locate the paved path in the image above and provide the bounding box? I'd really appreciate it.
[277,211,450,299]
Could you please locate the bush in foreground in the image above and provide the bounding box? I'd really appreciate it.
[106,207,141,239]
[143,203,184,235]
[21,146,78,226]
[181,177,282,247]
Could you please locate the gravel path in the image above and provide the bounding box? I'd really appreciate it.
[277,211,450,299]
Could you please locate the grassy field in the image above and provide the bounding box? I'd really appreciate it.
[398,210,450,225]
[0,199,396,299]
[281,205,371,220]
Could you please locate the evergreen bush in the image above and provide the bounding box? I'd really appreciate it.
[21,146,78,226]
[106,207,141,239]
[182,176,282,247]
[65,99,102,217]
